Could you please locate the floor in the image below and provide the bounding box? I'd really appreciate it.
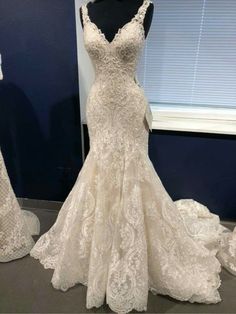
[1,206,236,314]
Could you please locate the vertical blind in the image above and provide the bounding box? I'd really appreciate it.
[137,0,236,108]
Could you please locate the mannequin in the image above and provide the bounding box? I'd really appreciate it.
[79,0,154,42]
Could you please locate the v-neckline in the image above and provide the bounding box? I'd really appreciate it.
[83,0,148,46]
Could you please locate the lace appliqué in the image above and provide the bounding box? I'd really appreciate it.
[0,150,40,262]
[29,0,236,313]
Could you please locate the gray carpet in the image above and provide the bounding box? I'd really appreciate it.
[1,207,236,314]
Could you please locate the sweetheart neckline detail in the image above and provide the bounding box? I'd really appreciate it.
[82,0,151,46]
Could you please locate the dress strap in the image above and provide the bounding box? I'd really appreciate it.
[81,4,90,25]
[134,0,153,25]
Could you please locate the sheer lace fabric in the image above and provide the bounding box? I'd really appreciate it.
[217,227,236,276]
[0,150,40,262]
[175,199,230,252]
[175,199,236,277]
[30,0,236,313]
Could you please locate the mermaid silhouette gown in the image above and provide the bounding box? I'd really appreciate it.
[30,0,236,312]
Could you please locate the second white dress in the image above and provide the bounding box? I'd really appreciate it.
[0,151,40,262]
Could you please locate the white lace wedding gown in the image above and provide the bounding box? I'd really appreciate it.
[0,150,40,262]
[30,0,236,312]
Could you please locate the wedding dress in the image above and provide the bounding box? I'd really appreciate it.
[30,0,236,312]
[0,150,40,262]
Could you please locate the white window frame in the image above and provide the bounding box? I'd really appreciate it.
[150,103,236,135]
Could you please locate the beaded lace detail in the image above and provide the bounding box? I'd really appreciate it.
[30,0,236,313]
[82,0,152,45]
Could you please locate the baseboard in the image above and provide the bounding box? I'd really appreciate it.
[17,198,63,211]
[17,198,236,229]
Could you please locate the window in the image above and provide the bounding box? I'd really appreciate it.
[137,0,236,134]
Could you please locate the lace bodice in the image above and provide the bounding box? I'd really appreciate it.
[81,0,153,135]
[81,0,152,79]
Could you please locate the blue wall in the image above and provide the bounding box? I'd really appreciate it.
[148,131,236,220]
[0,0,82,201]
